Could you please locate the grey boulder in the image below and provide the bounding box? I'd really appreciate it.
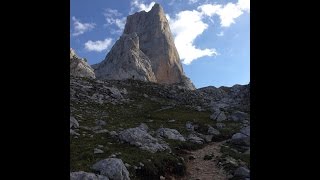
[156,128,186,141]
[240,126,250,136]
[118,124,169,153]
[94,148,104,154]
[234,166,250,178]
[231,133,250,146]
[92,158,130,180]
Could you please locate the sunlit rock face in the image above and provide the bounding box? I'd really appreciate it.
[94,3,195,89]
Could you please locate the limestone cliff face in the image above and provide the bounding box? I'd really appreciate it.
[94,33,156,82]
[94,3,195,89]
[70,48,95,79]
[123,4,183,84]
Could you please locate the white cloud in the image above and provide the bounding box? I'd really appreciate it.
[168,10,217,65]
[103,9,126,33]
[217,3,244,27]
[217,31,224,36]
[198,0,250,27]
[71,16,95,36]
[105,17,126,30]
[167,0,249,64]
[84,38,113,52]
[131,0,156,13]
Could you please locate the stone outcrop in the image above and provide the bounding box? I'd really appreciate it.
[234,166,250,178]
[198,83,250,112]
[92,158,130,180]
[118,124,170,153]
[93,3,195,89]
[70,48,95,79]
[156,128,186,141]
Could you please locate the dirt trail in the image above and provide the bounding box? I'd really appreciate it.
[180,141,228,180]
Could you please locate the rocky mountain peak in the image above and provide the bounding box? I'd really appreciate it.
[149,3,164,17]
[94,3,195,89]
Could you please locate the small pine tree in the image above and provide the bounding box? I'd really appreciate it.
[83,58,87,62]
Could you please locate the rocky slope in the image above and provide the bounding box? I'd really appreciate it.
[70,76,250,180]
[93,3,195,89]
[70,48,95,79]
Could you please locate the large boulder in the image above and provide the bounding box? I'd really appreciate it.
[234,166,250,178]
[118,124,169,153]
[231,133,250,146]
[156,128,186,141]
[231,126,250,146]
[92,158,130,180]
[240,126,250,136]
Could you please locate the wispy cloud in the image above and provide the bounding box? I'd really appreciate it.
[103,8,126,34]
[131,0,156,13]
[104,8,122,18]
[84,38,113,52]
[71,16,95,36]
[217,31,224,36]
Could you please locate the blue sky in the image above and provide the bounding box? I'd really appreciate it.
[70,0,250,88]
